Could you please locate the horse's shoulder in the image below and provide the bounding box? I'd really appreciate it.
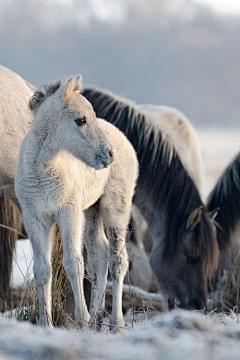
[97,118,138,166]
[97,117,126,139]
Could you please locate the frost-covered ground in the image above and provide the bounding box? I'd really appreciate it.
[2,310,240,360]
[4,129,240,360]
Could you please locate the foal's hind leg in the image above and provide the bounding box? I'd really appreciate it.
[101,199,130,332]
[84,204,109,331]
[22,212,55,327]
[57,206,90,328]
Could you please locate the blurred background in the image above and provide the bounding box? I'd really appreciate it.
[1,0,240,128]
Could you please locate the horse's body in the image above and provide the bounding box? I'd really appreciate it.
[15,76,138,331]
[0,65,36,310]
[0,65,35,203]
[82,88,219,309]
[126,104,203,293]
[207,153,240,277]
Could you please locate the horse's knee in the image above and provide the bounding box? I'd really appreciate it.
[63,252,84,279]
[33,260,52,286]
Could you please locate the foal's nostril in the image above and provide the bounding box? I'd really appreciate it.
[108,150,113,158]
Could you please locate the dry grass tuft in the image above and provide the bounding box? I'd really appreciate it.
[208,247,240,313]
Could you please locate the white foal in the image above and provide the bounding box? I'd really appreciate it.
[15,76,138,332]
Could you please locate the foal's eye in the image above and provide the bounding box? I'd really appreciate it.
[75,116,86,126]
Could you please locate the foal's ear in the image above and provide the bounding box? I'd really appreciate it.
[63,77,74,102]
[73,75,82,92]
[186,206,203,231]
[63,76,82,102]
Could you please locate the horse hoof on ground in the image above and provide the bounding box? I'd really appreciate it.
[75,312,91,329]
[110,317,125,333]
[89,315,104,332]
[38,317,54,329]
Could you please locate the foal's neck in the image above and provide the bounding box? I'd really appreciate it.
[28,121,61,170]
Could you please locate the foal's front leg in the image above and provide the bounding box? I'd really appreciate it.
[22,211,55,327]
[58,205,90,328]
[84,205,109,331]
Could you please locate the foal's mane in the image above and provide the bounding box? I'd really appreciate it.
[207,152,240,249]
[82,88,217,274]
[29,79,61,111]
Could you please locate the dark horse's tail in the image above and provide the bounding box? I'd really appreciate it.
[0,193,23,311]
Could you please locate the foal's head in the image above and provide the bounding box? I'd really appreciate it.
[153,206,219,310]
[29,76,115,169]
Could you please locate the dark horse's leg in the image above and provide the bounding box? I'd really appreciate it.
[0,193,22,312]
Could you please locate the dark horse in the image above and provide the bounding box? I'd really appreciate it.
[207,152,240,279]
[83,87,219,309]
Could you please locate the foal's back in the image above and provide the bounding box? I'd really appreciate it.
[98,118,138,219]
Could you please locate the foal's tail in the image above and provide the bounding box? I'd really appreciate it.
[0,193,23,312]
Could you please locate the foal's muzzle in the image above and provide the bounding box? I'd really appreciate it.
[96,147,115,169]
[102,148,115,167]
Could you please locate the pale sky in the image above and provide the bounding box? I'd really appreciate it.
[192,0,240,16]
[38,0,240,19]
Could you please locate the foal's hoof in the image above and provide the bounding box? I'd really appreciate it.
[110,317,125,333]
[76,313,91,329]
[90,315,103,332]
[38,316,54,329]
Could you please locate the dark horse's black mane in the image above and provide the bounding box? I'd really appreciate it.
[82,88,216,268]
[207,152,240,249]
